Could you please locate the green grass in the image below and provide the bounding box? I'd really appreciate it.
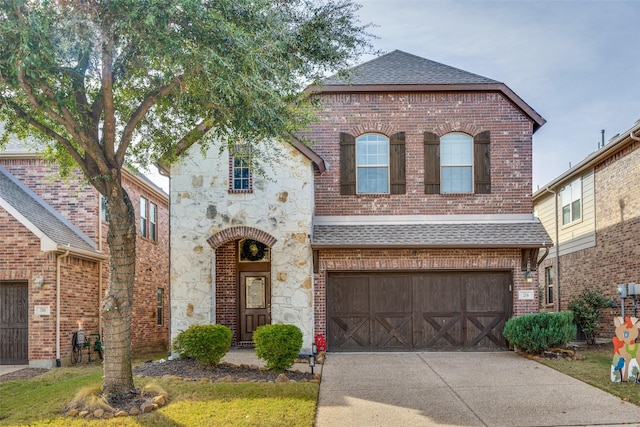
[540,345,640,405]
[0,358,318,426]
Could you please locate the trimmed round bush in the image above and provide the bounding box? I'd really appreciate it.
[503,311,576,353]
[172,324,232,366]
[253,324,303,372]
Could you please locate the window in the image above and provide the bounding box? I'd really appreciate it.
[149,202,157,242]
[424,131,491,194]
[100,196,109,222]
[356,134,389,194]
[339,132,405,195]
[561,178,582,225]
[156,288,164,326]
[232,156,251,191]
[139,197,158,241]
[545,266,554,305]
[440,133,473,193]
[140,197,148,238]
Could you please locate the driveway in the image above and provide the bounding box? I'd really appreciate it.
[315,352,640,427]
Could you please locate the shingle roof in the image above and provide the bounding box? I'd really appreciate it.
[312,220,552,249]
[0,166,99,254]
[322,50,499,86]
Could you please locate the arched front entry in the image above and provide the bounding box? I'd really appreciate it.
[207,227,277,345]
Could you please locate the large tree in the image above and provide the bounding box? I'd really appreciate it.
[0,0,372,395]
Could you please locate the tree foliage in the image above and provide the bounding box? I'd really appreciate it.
[568,289,613,345]
[0,0,373,395]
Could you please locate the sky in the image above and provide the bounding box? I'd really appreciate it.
[148,0,640,192]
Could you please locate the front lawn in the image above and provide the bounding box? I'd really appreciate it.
[540,344,640,405]
[0,361,318,426]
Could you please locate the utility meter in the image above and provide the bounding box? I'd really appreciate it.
[618,284,628,298]
[630,283,638,295]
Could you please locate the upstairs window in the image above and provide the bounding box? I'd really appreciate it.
[356,134,389,194]
[149,202,157,242]
[139,197,158,242]
[424,130,491,194]
[340,132,405,195]
[140,197,148,238]
[440,133,473,193]
[229,145,252,193]
[561,178,582,225]
[100,196,109,222]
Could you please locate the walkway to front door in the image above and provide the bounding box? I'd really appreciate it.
[315,352,640,426]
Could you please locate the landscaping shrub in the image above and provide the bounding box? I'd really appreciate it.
[172,324,232,366]
[568,289,613,345]
[503,312,576,353]
[253,324,303,372]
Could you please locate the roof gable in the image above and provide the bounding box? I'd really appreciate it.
[309,50,546,132]
[322,50,498,86]
[0,166,103,258]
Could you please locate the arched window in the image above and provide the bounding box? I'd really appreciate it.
[356,133,389,194]
[440,132,473,193]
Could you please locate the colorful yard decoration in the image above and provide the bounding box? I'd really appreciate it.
[611,316,640,382]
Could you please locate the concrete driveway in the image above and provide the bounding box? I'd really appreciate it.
[315,352,640,427]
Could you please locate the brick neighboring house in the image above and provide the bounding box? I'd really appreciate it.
[0,141,169,367]
[169,50,551,353]
[534,121,640,338]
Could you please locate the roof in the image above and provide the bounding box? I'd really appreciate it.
[312,215,552,249]
[308,50,546,132]
[0,166,105,260]
[322,50,499,86]
[533,120,640,200]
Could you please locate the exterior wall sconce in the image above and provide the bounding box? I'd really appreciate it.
[33,275,44,288]
[524,270,534,283]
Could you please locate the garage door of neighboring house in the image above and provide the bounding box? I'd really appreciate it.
[0,282,28,364]
[327,271,512,351]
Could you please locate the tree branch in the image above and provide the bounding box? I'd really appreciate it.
[115,76,184,166]
[160,119,213,164]
[100,29,117,166]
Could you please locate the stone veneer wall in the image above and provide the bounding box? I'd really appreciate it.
[170,140,316,350]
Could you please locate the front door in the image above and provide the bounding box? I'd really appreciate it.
[0,282,28,364]
[239,272,271,342]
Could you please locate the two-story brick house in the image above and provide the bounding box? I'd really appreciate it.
[533,120,640,338]
[0,140,169,367]
[169,50,551,353]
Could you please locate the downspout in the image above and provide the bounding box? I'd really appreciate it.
[56,250,70,367]
[541,187,560,312]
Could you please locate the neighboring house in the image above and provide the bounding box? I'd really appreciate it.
[0,141,169,367]
[534,120,640,338]
[169,50,551,353]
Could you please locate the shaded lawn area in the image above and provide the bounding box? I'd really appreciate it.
[0,362,318,427]
[539,344,640,406]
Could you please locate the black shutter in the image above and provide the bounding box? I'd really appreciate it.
[474,131,491,194]
[424,132,440,194]
[389,132,406,194]
[339,132,356,195]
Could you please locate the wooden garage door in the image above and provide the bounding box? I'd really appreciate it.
[0,282,28,364]
[327,272,512,351]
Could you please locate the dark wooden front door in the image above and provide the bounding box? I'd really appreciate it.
[0,282,28,364]
[239,272,271,342]
[327,272,512,352]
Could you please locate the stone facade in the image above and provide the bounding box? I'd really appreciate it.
[0,156,169,367]
[169,140,316,349]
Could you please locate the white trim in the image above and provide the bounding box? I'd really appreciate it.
[314,214,537,226]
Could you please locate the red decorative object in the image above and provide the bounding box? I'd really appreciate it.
[314,334,327,352]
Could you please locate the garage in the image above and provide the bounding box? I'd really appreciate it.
[327,271,512,351]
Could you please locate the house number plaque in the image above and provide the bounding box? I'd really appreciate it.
[246,277,266,309]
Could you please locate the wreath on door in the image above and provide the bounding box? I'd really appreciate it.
[241,239,267,261]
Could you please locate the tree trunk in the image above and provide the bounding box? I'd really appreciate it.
[101,183,137,395]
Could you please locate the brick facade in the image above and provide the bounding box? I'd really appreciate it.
[538,135,640,338]
[0,157,169,366]
[305,92,534,216]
